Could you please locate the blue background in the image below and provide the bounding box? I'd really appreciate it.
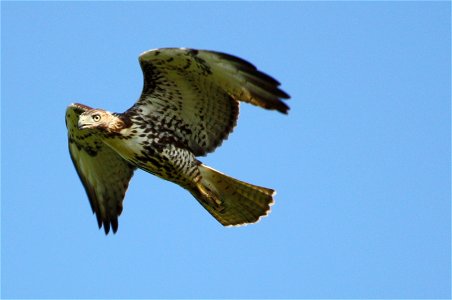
[2,2,450,298]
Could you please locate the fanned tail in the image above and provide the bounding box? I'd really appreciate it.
[191,164,275,226]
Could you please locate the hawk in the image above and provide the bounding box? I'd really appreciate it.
[65,48,290,234]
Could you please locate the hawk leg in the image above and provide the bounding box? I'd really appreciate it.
[195,182,225,212]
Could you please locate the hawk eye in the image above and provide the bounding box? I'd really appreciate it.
[92,114,101,122]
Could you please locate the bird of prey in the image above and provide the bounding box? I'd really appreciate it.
[65,48,290,234]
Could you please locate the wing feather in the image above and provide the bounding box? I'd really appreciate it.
[127,48,290,156]
[66,104,135,234]
[197,50,290,110]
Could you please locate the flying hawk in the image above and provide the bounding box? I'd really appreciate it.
[65,48,290,234]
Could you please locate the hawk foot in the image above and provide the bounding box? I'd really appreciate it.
[196,183,225,212]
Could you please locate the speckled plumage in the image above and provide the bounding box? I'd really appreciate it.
[66,48,290,234]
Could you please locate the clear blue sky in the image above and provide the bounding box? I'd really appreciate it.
[1,1,450,299]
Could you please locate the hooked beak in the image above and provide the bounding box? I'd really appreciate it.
[78,119,88,130]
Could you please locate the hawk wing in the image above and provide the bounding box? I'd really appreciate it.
[65,103,135,234]
[126,48,290,156]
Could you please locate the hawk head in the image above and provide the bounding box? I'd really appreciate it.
[78,109,128,133]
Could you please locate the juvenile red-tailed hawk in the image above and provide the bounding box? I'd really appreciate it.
[66,48,290,234]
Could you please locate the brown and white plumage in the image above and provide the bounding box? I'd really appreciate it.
[65,48,290,234]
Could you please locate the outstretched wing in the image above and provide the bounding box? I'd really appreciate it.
[65,103,135,234]
[126,48,290,156]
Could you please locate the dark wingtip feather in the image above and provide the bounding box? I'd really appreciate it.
[272,88,291,101]
[95,213,103,229]
[97,217,119,235]
[103,221,111,235]
[111,218,119,234]
[272,99,290,114]
[279,104,290,114]
[278,89,291,100]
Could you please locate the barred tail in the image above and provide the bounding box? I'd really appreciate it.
[191,164,275,226]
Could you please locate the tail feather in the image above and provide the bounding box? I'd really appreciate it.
[191,164,275,226]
